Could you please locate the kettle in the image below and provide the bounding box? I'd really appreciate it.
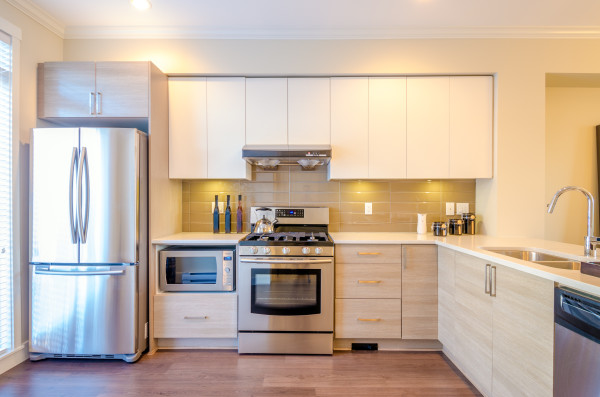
[253,207,278,234]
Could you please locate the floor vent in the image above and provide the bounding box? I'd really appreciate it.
[351,343,378,351]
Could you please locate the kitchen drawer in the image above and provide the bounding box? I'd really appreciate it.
[335,262,401,299]
[154,293,237,338]
[335,244,402,264]
[335,298,402,339]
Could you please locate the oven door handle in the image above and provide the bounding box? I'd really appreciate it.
[239,258,333,264]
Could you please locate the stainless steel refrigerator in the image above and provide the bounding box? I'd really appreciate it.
[29,127,148,362]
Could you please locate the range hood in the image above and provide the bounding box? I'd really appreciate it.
[242,144,332,170]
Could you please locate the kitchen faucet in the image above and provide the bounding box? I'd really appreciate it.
[547,186,600,256]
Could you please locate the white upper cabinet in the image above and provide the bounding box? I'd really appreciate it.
[168,77,208,179]
[38,61,149,119]
[330,77,369,179]
[369,77,407,179]
[406,77,450,179]
[449,76,493,178]
[207,77,250,179]
[245,78,287,145]
[169,77,249,180]
[288,78,331,145]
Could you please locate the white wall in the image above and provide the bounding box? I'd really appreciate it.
[545,87,600,245]
[0,0,62,372]
[64,38,600,240]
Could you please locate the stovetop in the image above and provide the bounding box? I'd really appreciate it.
[241,232,331,244]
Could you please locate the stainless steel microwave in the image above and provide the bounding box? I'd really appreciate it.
[159,246,235,292]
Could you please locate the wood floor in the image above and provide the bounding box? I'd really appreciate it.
[0,350,481,397]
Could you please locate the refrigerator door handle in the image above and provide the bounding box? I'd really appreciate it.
[69,147,79,244]
[34,269,125,276]
[78,147,90,244]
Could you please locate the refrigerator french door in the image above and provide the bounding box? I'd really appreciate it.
[29,128,148,362]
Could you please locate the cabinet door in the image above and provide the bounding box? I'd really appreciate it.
[335,262,402,299]
[95,62,149,117]
[449,76,493,178]
[406,77,450,178]
[330,77,369,179]
[207,77,250,179]
[453,252,493,396]
[492,265,554,397]
[288,78,331,145]
[168,77,208,179]
[401,245,438,339]
[37,62,96,118]
[335,298,402,339]
[369,77,407,178]
[246,78,287,145]
[437,247,456,353]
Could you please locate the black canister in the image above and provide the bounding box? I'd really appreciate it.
[461,213,476,234]
[448,218,463,235]
[432,221,447,236]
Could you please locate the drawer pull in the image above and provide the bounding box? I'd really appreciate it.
[357,318,381,322]
[184,316,208,320]
[357,280,382,284]
[357,252,381,256]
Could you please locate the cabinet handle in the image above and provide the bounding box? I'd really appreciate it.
[485,264,491,295]
[184,316,208,320]
[89,92,95,115]
[357,318,381,322]
[357,252,381,256]
[491,266,497,297]
[96,92,102,114]
[357,280,382,284]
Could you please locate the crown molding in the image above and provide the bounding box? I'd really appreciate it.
[6,0,65,38]
[63,25,600,40]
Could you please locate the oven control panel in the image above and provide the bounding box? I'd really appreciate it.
[239,245,334,257]
[275,209,304,218]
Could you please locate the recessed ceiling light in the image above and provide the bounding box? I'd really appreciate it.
[130,0,152,10]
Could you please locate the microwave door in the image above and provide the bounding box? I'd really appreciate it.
[30,128,80,264]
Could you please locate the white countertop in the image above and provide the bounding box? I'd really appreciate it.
[152,231,600,296]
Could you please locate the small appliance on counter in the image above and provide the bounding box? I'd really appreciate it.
[237,206,334,355]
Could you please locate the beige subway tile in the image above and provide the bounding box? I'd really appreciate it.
[242,192,290,204]
[441,179,476,192]
[340,212,390,224]
[340,202,390,213]
[390,180,441,192]
[182,181,191,193]
[391,191,442,202]
[182,191,190,203]
[290,192,340,203]
[390,202,420,213]
[190,202,212,214]
[189,180,240,193]
[290,169,330,183]
[240,182,289,193]
[328,223,341,232]
[182,223,190,232]
[442,191,476,203]
[340,191,390,203]
[290,181,340,193]
[340,223,405,233]
[182,202,190,215]
[189,222,212,232]
[182,212,190,224]
[190,213,213,223]
[340,181,391,193]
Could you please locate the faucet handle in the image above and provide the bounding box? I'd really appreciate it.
[589,236,600,257]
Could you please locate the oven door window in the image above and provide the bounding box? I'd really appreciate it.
[251,269,321,316]
[165,256,218,285]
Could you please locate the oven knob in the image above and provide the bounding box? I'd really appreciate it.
[263,247,271,254]
[225,267,231,273]
[302,247,310,255]
[315,247,323,255]
[282,247,290,255]
[250,247,258,254]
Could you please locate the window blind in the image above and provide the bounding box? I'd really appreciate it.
[0,29,13,355]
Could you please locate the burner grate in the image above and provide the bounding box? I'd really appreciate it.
[244,232,328,243]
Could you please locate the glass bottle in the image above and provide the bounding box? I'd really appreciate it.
[236,195,243,233]
[225,195,232,234]
[213,195,219,233]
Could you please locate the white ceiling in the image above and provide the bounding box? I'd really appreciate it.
[8,0,600,39]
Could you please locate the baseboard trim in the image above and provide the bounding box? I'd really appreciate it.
[0,342,29,375]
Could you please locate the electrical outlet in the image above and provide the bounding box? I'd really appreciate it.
[365,202,373,215]
[446,202,455,216]
[211,202,225,214]
[456,203,469,215]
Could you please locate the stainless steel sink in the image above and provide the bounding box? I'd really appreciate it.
[483,248,580,270]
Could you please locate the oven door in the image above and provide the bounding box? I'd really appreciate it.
[238,257,333,332]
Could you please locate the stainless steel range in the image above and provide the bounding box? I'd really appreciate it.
[237,206,334,355]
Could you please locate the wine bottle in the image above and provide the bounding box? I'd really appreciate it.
[225,195,232,234]
[236,195,243,233]
[213,195,220,233]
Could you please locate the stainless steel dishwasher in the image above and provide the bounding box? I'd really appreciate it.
[554,286,600,396]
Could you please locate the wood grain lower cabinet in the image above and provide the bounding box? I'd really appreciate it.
[440,251,554,397]
[335,298,402,339]
[401,245,438,339]
[153,293,237,339]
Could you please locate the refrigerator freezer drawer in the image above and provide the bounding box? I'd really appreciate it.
[29,264,138,356]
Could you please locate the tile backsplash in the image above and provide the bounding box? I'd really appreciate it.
[182,166,475,233]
